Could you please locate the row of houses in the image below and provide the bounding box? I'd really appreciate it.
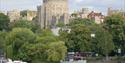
[70,8,104,24]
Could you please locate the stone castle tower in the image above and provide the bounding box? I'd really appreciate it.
[37,0,69,29]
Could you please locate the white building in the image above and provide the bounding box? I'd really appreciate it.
[20,10,37,21]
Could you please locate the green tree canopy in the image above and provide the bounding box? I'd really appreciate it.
[60,18,115,57]
[103,14,125,53]
[89,25,114,56]
[66,24,91,52]
[6,28,36,60]
[56,21,65,27]
[0,32,7,53]
[69,18,96,26]
[9,20,40,32]
[35,29,67,62]
[5,28,67,63]
[60,18,96,52]
[0,13,10,31]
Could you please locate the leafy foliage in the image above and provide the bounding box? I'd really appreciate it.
[60,18,115,56]
[9,20,40,32]
[56,22,65,27]
[5,28,67,63]
[103,14,125,53]
[0,13,10,31]
[0,32,7,53]
[69,18,95,26]
[90,26,114,56]
[65,24,91,52]
[34,29,67,62]
[6,28,36,60]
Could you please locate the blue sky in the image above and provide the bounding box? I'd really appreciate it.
[0,0,125,15]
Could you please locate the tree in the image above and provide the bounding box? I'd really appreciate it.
[66,24,91,52]
[9,19,40,32]
[56,21,65,27]
[0,13,10,31]
[59,18,96,52]
[59,29,69,41]
[20,41,67,63]
[5,28,67,63]
[60,18,115,57]
[71,13,78,18]
[33,29,67,63]
[6,28,36,60]
[46,41,67,62]
[89,25,114,56]
[69,18,95,26]
[0,32,7,54]
[103,14,125,53]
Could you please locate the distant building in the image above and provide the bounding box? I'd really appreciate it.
[7,10,20,22]
[37,0,69,29]
[108,7,121,16]
[108,7,125,17]
[70,8,105,24]
[20,10,37,21]
[71,8,91,19]
[88,11,104,24]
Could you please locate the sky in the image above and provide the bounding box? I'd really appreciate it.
[0,0,125,15]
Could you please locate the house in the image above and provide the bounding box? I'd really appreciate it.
[88,11,104,24]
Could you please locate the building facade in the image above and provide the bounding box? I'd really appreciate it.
[71,8,91,19]
[20,10,37,21]
[108,7,125,17]
[7,10,20,22]
[37,0,69,29]
[70,8,104,24]
[88,11,104,24]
